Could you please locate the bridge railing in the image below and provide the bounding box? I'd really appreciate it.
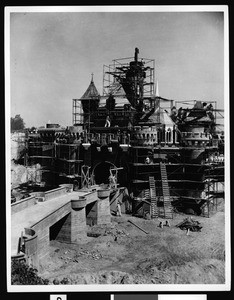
[11,185,71,215]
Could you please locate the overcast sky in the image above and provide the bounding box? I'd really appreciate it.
[10,10,224,128]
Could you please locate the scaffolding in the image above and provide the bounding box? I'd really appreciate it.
[81,165,92,189]
[56,142,82,182]
[72,99,83,126]
[174,100,224,132]
[109,167,123,189]
[26,141,56,185]
[26,136,84,186]
[130,103,224,217]
[103,55,155,99]
[25,48,225,218]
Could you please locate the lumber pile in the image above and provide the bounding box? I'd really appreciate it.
[176,217,202,232]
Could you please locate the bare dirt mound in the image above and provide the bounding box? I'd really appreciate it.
[40,205,225,285]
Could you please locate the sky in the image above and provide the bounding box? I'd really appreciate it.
[9,9,225,128]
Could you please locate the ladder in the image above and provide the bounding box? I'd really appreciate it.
[160,162,173,219]
[144,188,150,200]
[149,176,158,218]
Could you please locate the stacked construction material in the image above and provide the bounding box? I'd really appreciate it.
[176,217,202,232]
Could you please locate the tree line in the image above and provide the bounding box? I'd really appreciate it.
[11,114,25,132]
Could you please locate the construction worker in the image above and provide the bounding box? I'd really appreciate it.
[145,156,153,164]
[201,190,206,199]
[105,115,111,127]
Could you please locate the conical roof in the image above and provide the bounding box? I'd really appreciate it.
[81,76,100,100]
[148,108,175,128]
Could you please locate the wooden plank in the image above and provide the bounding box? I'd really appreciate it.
[128,220,149,234]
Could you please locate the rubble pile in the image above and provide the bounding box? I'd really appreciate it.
[76,250,103,260]
[58,249,104,263]
[103,228,129,237]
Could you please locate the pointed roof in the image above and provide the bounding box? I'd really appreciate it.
[81,74,100,100]
[148,108,175,128]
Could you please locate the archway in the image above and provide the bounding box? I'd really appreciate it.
[92,161,116,185]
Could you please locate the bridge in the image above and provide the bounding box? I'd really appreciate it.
[11,184,114,270]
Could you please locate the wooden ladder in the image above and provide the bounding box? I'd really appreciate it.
[160,162,173,219]
[149,176,158,218]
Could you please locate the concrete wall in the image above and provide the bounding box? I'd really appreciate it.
[31,200,88,267]
[24,228,39,270]
[32,202,71,263]
[50,213,71,243]
[12,187,114,270]
[11,186,68,215]
[44,186,67,201]
[53,206,87,243]
[11,195,37,214]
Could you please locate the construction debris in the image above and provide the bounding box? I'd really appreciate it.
[87,232,102,238]
[103,228,129,237]
[176,217,202,232]
[75,250,103,260]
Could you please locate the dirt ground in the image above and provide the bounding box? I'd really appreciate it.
[40,201,225,285]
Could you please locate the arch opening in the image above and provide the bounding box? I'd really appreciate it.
[92,161,116,185]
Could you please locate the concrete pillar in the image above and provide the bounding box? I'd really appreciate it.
[70,199,87,242]
[97,189,111,225]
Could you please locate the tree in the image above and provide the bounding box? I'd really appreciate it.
[11,260,49,285]
[28,126,36,133]
[11,114,25,132]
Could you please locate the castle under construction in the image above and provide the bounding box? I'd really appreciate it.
[24,48,224,219]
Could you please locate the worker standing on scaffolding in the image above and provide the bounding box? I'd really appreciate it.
[105,115,111,127]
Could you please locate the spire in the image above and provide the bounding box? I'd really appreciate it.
[81,75,99,100]
[156,79,160,97]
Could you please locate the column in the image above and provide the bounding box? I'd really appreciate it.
[97,189,111,225]
[70,199,87,242]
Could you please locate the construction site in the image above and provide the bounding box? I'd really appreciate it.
[11,48,225,285]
